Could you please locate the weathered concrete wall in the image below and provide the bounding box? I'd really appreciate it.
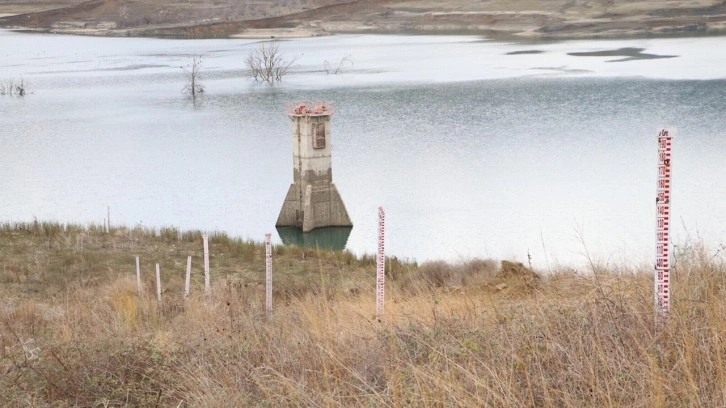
[276,182,303,227]
[276,106,352,232]
[293,115,332,183]
[302,183,351,232]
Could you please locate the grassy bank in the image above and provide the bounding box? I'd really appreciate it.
[1,221,725,406]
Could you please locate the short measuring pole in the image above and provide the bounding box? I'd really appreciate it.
[203,233,210,299]
[265,233,273,314]
[655,127,675,323]
[376,207,386,318]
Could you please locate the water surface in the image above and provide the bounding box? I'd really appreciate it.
[1,30,725,268]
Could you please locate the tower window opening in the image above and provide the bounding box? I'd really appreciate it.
[313,123,326,149]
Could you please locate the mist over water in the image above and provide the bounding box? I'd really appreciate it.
[1,30,725,267]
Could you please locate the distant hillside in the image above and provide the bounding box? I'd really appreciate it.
[1,0,726,39]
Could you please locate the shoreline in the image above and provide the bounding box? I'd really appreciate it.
[3,24,726,43]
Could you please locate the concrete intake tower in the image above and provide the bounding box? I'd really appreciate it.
[276,103,352,232]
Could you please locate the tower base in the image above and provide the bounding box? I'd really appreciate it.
[276,183,352,232]
[276,226,352,251]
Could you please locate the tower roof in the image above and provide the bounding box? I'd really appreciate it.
[288,103,334,118]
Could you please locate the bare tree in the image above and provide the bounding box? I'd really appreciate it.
[246,42,295,84]
[324,55,353,75]
[15,78,26,96]
[182,55,204,99]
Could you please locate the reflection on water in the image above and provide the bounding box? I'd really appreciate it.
[276,227,353,251]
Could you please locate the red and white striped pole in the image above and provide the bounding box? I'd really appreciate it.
[203,233,210,300]
[265,233,273,314]
[655,127,675,323]
[376,207,386,318]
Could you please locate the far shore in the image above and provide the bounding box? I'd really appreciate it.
[2,0,726,41]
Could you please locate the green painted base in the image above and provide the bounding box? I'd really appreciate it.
[276,226,353,251]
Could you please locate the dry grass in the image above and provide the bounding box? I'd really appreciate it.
[1,221,726,407]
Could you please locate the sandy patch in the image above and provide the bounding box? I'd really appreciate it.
[231,27,329,39]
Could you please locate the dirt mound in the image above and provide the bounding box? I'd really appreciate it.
[497,260,540,285]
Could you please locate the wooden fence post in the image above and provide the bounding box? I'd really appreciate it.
[155,263,162,303]
[135,256,142,295]
[184,255,192,299]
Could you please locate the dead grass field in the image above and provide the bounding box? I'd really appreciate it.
[2,221,726,406]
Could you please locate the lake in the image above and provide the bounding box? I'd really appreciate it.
[1,30,725,269]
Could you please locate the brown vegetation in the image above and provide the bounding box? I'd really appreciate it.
[1,0,726,39]
[2,221,726,406]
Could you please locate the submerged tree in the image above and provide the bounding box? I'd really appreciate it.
[182,55,204,99]
[0,78,27,97]
[15,78,26,96]
[246,41,295,84]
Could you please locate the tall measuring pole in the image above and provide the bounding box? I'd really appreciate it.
[376,207,386,318]
[655,127,675,323]
[265,233,273,315]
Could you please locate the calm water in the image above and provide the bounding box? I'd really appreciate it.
[1,30,725,268]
